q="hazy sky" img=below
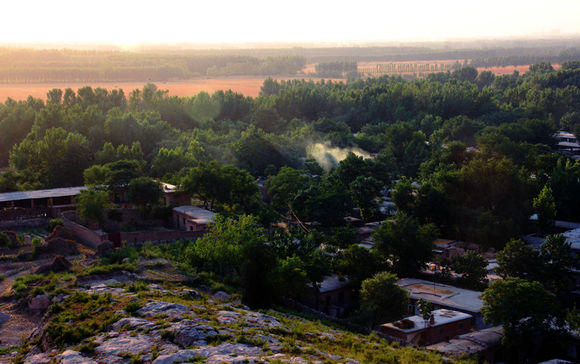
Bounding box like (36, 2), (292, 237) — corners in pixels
(2, 0), (579, 45)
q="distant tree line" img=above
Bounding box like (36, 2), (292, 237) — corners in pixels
(314, 61), (357, 77)
(470, 48), (580, 68)
(0, 49), (306, 83)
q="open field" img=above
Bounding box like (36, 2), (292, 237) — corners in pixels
(476, 64), (561, 75)
(0, 76), (342, 101)
(302, 61), (562, 77)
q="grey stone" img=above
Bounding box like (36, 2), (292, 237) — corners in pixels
(23, 352), (51, 364)
(111, 317), (156, 331)
(28, 294), (51, 311)
(216, 310), (242, 324)
(213, 291), (231, 301)
(136, 301), (191, 318)
(170, 320), (218, 347)
(153, 343), (262, 364)
(180, 289), (201, 299)
(0, 311), (10, 324)
(152, 349), (199, 364)
(58, 350), (98, 364)
(95, 334), (152, 356)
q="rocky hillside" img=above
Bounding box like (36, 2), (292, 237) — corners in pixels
(0, 257), (476, 364)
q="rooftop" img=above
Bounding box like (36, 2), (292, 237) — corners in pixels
(0, 186), (88, 203)
(173, 206), (216, 225)
(160, 182), (178, 194)
(382, 309), (472, 334)
(426, 326), (503, 355)
(563, 228), (580, 251)
(316, 275), (350, 293)
(397, 278), (483, 313)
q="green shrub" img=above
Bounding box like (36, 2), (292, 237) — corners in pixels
(0, 232), (11, 247)
(126, 281), (148, 292)
(124, 301), (143, 316)
(48, 218), (64, 232)
(44, 292), (118, 348)
(31, 237), (42, 247)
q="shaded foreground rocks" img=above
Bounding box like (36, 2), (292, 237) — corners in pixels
(28, 294), (51, 311)
(34, 255), (72, 274)
(20, 279), (365, 363)
(37, 238), (79, 256)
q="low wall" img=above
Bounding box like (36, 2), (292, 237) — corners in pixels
(0, 217), (48, 229)
(116, 230), (204, 245)
(60, 211), (106, 250)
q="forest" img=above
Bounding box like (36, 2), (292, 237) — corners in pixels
(1, 57), (580, 362)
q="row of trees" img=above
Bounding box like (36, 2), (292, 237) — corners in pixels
(0, 48), (306, 82)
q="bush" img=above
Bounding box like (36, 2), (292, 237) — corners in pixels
(31, 237), (42, 247)
(0, 232), (10, 247)
(124, 301), (143, 316)
(48, 218), (64, 232)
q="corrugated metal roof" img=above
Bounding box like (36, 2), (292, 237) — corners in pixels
(0, 187), (88, 203)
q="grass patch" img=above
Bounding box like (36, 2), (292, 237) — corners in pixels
(44, 292), (120, 348)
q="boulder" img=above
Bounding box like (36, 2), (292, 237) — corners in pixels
(111, 317), (156, 331)
(180, 289), (201, 299)
(171, 320), (218, 347)
(213, 291), (231, 301)
(41, 238), (79, 256)
(0, 311), (10, 325)
(34, 255), (72, 274)
(46, 225), (77, 241)
(153, 344), (262, 364)
(97, 241), (114, 256)
(23, 352), (51, 364)
(58, 350), (98, 364)
(136, 301), (191, 318)
(153, 350), (199, 364)
(95, 334), (152, 356)
(28, 294), (51, 311)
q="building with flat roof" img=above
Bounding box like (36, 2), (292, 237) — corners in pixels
(380, 309), (473, 346)
(0, 186), (88, 223)
(397, 278), (486, 329)
(173, 206), (216, 232)
(426, 325), (503, 361)
(554, 131), (580, 159)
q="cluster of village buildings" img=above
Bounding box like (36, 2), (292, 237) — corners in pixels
(0, 131), (579, 360)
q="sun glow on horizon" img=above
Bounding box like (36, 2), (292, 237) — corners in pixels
(1, 0), (579, 45)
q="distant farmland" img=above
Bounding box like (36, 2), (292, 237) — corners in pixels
(0, 76), (341, 101)
(303, 61), (561, 77)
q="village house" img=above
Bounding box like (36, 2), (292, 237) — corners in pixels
(397, 278), (486, 329)
(0, 187), (88, 227)
(379, 309), (473, 346)
(173, 206), (216, 232)
(554, 130), (580, 159)
(304, 275), (355, 318)
(426, 325), (504, 361)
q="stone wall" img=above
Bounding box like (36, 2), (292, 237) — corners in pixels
(0, 217), (48, 229)
(116, 230), (203, 245)
(60, 211), (106, 250)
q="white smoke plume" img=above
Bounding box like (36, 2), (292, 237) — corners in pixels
(307, 142), (372, 172)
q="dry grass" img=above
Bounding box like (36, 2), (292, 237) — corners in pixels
(476, 64), (561, 75)
(0, 76), (341, 101)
